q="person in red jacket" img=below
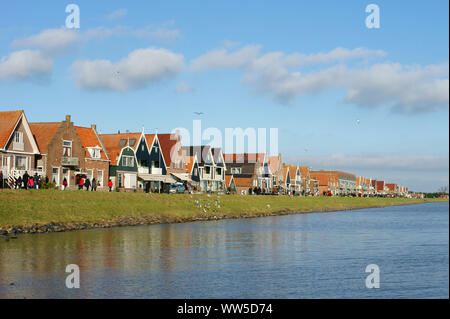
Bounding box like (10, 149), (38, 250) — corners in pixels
(62, 178), (68, 190)
(108, 179), (113, 192)
(78, 177), (84, 190)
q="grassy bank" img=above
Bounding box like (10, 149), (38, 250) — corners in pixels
(0, 189), (447, 231)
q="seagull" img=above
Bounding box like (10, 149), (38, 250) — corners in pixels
(356, 119), (360, 124)
(194, 112), (204, 116)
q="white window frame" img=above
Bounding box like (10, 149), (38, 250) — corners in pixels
(122, 155), (134, 167)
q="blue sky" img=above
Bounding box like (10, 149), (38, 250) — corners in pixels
(0, 1), (448, 192)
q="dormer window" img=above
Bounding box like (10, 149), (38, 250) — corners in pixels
(88, 147), (101, 159)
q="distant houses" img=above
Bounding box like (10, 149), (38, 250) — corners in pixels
(0, 110), (412, 197)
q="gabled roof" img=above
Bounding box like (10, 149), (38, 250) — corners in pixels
(225, 175), (234, 188)
(74, 126), (109, 160)
(268, 155), (281, 174)
(183, 146), (213, 166)
(158, 133), (182, 167)
(29, 122), (61, 154)
(0, 110), (23, 149)
(283, 166), (290, 183)
(144, 134), (156, 149)
(299, 166), (309, 178)
(99, 132), (141, 165)
(184, 155), (196, 174)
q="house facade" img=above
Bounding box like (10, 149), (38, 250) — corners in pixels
(29, 115), (109, 189)
(183, 146), (226, 192)
(0, 110), (41, 187)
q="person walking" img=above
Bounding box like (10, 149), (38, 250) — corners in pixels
(62, 178), (68, 190)
(23, 171), (29, 189)
(0, 170), (3, 189)
(108, 179), (113, 192)
(27, 177), (34, 189)
(91, 178), (97, 191)
(78, 176), (84, 190)
(84, 178), (91, 191)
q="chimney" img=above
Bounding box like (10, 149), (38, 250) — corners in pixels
(91, 124), (97, 130)
(65, 115), (71, 122)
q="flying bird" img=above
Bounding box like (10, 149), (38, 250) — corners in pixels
(356, 119), (360, 124)
(194, 112), (204, 116)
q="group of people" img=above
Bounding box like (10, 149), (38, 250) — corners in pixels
(70, 175), (98, 191)
(12, 171), (47, 190)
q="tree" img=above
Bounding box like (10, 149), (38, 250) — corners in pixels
(437, 186), (449, 194)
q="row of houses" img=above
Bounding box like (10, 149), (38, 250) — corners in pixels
(0, 110), (410, 197)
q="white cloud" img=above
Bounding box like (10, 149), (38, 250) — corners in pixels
(0, 50), (53, 80)
(175, 81), (195, 93)
(12, 27), (80, 53)
(106, 8), (128, 21)
(71, 47), (184, 91)
(190, 45), (261, 71)
(191, 45), (449, 112)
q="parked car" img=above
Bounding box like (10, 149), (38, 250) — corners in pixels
(169, 183), (186, 194)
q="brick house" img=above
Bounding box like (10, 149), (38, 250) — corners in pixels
(29, 115), (110, 189)
(224, 153), (271, 192)
(268, 154), (283, 190)
(0, 110), (41, 186)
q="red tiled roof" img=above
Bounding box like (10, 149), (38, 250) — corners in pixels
(299, 166), (309, 178)
(99, 132), (141, 165)
(158, 133), (181, 167)
(376, 181), (385, 191)
(29, 122), (61, 154)
(74, 126), (108, 160)
(0, 110), (23, 149)
(233, 176), (253, 187)
(268, 156), (280, 174)
(225, 175), (234, 188)
(184, 155), (195, 174)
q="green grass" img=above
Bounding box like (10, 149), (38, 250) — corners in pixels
(0, 189), (446, 228)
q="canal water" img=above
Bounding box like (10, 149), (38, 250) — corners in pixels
(0, 202), (448, 298)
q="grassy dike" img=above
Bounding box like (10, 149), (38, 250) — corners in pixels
(0, 189), (447, 234)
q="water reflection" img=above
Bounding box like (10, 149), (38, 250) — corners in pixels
(0, 203), (448, 298)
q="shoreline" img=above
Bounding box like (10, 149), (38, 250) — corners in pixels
(1, 198), (445, 237)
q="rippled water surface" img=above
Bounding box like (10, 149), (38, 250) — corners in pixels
(0, 202), (448, 298)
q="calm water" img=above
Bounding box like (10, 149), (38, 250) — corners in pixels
(0, 202), (448, 299)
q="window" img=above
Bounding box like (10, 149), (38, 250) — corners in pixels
(15, 131), (23, 143)
(205, 166), (211, 174)
(52, 167), (60, 185)
(97, 170), (103, 187)
(118, 173), (123, 188)
(88, 147), (101, 159)
(122, 156), (134, 167)
(62, 140), (72, 157)
(87, 169), (93, 181)
(129, 139), (136, 147)
(216, 168), (221, 176)
(119, 139), (127, 147)
(15, 156), (27, 170)
(193, 168), (198, 176)
(231, 167), (242, 174)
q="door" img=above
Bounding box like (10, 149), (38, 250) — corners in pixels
(62, 168), (70, 186)
(124, 173), (136, 189)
